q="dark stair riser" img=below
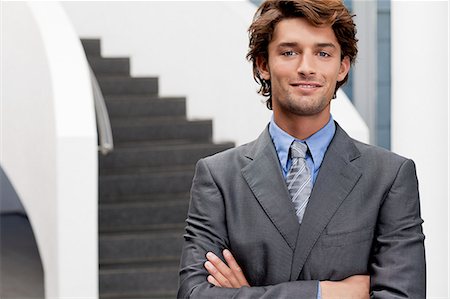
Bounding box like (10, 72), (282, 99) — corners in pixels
(100, 291), (176, 299)
(99, 143), (232, 170)
(88, 57), (130, 76)
(99, 171), (194, 197)
(98, 77), (158, 95)
(100, 232), (183, 263)
(110, 121), (213, 143)
(99, 192), (190, 204)
(99, 201), (189, 231)
(105, 97), (186, 118)
(99, 267), (179, 297)
(81, 39), (101, 57)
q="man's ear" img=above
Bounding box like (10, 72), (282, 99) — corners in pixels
(256, 56), (270, 80)
(337, 56), (350, 82)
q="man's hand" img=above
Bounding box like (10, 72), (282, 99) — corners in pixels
(204, 249), (250, 288)
(320, 275), (370, 299)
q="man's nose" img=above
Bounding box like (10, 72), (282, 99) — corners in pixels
(297, 53), (316, 76)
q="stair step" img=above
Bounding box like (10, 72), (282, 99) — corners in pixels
(99, 142), (233, 170)
(105, 96), (186, 118)
(99, 229), (184, 264)
(100, 257), (180, 270)
(110, 139), (208, 148)
(100, 192), (190, 204)
(110, 118), (213, 143)
(100, 291), (176, 299)
(88, 57), (130, 76)
(99, 265), (179, 298)
(99, 167), (195, 197)
(99, 199), (189, 232)
(100, 222), (186, 235)
(97, 77), (158, 95)
(104, 94), (183, 102)
(81, 39), (101, 57)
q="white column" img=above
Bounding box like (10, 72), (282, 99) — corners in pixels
(2, 2), (98, 298)
(352, 0), (378, 145)
(391, 1), (448, 298)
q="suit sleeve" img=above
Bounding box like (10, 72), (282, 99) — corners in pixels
(370, 159), (426, 298)
(178, 158), (319, 299)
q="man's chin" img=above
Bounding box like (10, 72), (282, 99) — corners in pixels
(284, 100), (330, 117)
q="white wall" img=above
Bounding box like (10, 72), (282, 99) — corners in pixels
(332, 89), (369, 143)
(1, 2), (98, 298)
(391, 1), (449, 298)
(63, 1), (368, 146)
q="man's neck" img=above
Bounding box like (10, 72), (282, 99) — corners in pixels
(273, 107), (331, 140)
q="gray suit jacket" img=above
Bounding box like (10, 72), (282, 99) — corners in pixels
(178, 123), (426, 298)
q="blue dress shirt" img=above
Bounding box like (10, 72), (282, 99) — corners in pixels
(269, 115), (336, 183)
(268, 115), (336, 298)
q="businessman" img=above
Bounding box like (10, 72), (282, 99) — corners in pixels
(178, 0), (426, 298)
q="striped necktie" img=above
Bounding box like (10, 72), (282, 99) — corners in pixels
(286, 141), (312, 224)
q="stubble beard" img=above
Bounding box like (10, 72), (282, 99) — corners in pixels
(279, 91), (331, 117)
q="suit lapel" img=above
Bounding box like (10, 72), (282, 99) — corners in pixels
(241, 128), (300, 250)
(290, 124), (362, 280)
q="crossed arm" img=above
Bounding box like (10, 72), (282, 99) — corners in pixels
(204, 249), (370, 299)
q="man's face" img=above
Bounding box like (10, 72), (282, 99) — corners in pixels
(258, 17), (350, 118)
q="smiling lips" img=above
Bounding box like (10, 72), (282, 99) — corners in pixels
(291, 81), (323, 92)
(291, 81), (322, 88)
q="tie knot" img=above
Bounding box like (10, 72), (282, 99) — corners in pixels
(290, 141), (308, 159)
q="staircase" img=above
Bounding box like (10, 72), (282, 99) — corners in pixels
(81, 39), (234, 299)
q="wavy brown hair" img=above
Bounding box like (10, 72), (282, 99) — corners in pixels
(247, 0), (358, 109)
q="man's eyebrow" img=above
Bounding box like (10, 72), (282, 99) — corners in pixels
(276, 42), (337, 49)
(316, 43), (336, 49)
(277, 42), (299, 48)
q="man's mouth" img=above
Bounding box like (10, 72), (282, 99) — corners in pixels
(291, 82), (322, 89)
(298, 84), (319, 88)
(291, 82), (322, 88)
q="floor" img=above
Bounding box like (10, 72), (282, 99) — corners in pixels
(0, 213), (45, 299)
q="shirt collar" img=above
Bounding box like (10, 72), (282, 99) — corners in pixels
(269, 115), (336, 173)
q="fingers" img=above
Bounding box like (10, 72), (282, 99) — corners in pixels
(205, 260), (233, 287)
(223, 249), (250, 287)
(207, 274), (221, 287)
(205, 252), (240, 288)
(204, 250), (250, 288)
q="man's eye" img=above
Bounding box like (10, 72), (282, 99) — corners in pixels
(318, 51), (330, 57)
(282, 51), (296, 56)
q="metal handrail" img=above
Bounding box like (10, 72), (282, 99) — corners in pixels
(90, 67), (114, 155)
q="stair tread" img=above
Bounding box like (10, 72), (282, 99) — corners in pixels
(100, 227), (184, 240)
(99, 164), (195, 176)
(88, 56), (130, 61)
(81, 39), (101, 57)
(100, 220), (186, 232)
(110, 117), (209, 126)
(106, 141), (233, 152)
(99, 222), (186, 236)
(97, 75), (157, 80)
(112, 139), (220, 148)
(100, 263), (179, 274)
(100, 192), (190, 204)
(104, 95), (185, 101)
(100, 197), (187, 208)
(100, 256), (180, 268)
(100, 292), (176, 299)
